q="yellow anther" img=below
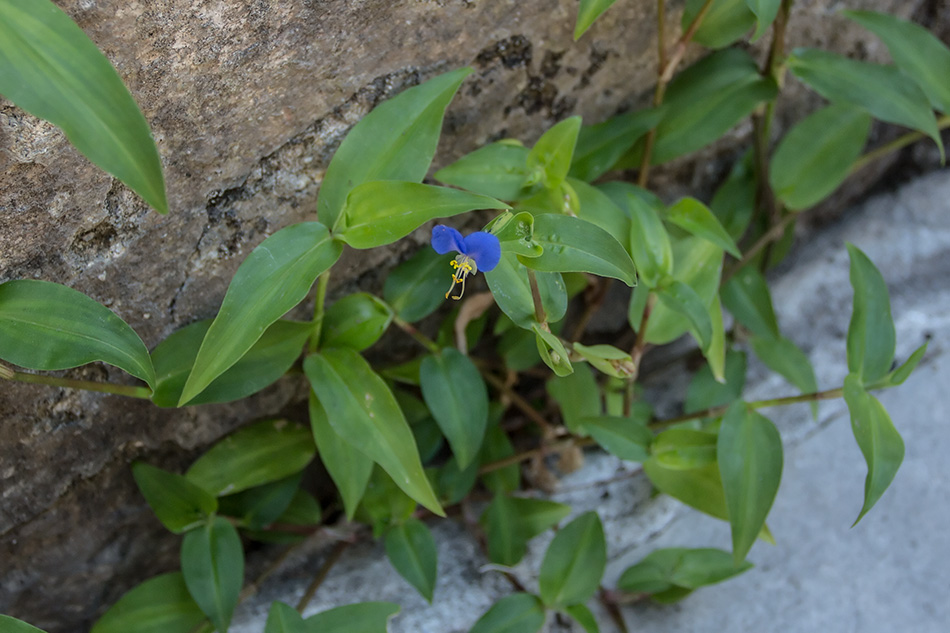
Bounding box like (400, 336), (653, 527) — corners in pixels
(444, 256), (476, 300)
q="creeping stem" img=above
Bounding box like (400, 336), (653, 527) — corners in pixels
(526, 268), (547, 325)
(0, 364), (152, 399)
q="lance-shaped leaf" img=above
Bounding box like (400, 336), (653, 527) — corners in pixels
(435, 141), (531, 201)
(570, 180), (632, 253)
(787, 49), (944, 159)
(577, 415), (652, 462)
(527, 116), (582, 190)
(717, 402), (783, 563)
(264, 602), (307, 633)
(564, 604), (599, 633)
(186, 419), (315, 496)
(843, 10), (950, 114)
(480, 424), (520, 494)
(572, 342), (636, 379)
(151, 319), (311, 407)
(338, 181), (509, 249)
(866, 342), (929, 390)
(132, 462), (217, 534)
(385, 518), (438, 602)
(384, 247), (448, 323)
(846, 243), (896, 385)
(770, 103), (871, 210)
(749, 336), (818, 417)
(181, 517), (244, 633)
(0, 617), (46, 633)
(653, 429), (719, 470)
(575, 0), (620, 39)
(318, 67), (472, 229)
(519, 214), (637, 286)
(218, 472), (302, 530)
(666, 197), (741, 258)
(0, 279), (155, 388)
(90, 573), (205, 633)
(309, 392), (372, 519)
(611, 185), (673, 288)
(569, 108), (665, 182)
(711, 152), (756, 240)
(480, 494), (571, 566)
(746, 0), (781, 41)
(320, 293), (393, 351)
(304, 603), (400, 633)
(622, 49), (777, 165)
(644, 459), (729, 520)
(420, 348), (489, 468)
(533, 324), (573, 377)
(617, 547), (752, 603)
(686, 349), (747, 413)
(656, 279), (713, 351)
(486, 253), (567, 329)
(843, 374), (905, 525)
(683, 0), (756, 49)
(304, 348), (444, 516)
(720, 266), (780, 340)
(547, 362), (601, 433)
(469, 593), (546, 633)
(539, 511), (606, 607)
(0, 0), (167, 213)
(179, 222), (341, 405)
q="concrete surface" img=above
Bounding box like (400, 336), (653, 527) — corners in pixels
(229, 169), (950, 632)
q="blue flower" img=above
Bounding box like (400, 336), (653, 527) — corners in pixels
(431, 224), (501, 300)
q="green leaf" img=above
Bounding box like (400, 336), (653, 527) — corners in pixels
(90, 573), (205, 633)
(219, 472), (302, 530)
(656, 279), (713, 351)
(435, 454), (480, 505)
(468, 593), (545, 633)
(572, 342), (636, 379)
(513, 497), (573, 538)
(0, 279), (155, 388)
(186, 419), (315, 496)
(304, 348), (444, 516)
(357, 467), (418, 537)
(575, 0), (620, 39)
(846, 243), (896, 384)
(746, 0), (781, 41)
(843, 374), (905, 525)
(720, 266), (780, 340)
(578, 415), (652, 462)
(569, 108), (665, 182)
(614, 186), (673, 288)
(486, 253), (567, 329)
(384, 247), (448, 323)
(151, 319), (311, 407)
(533, 324), (573, 377)
(787, 49), (944, 159)
(0, 0), (167, 213)
(717, 402), (783, 563)
(321, 293), (393, 351)
(435, 142), (531, 201)
(420, 348), (489, 468)
(547, 362), (601, 433)
(644, 459), (729, 520)
(385, 518), (438, 602)
(563, 604), (599, 633)
(686, 349), (746, 413)
(131, 462), (217, 534)
(539, 511), (606, 607)
(653, 429), (719, 470)
(480, 495), (571, 567)
(867, 342), (928, 389)
(666, 197), (741, 258)
(304, 602), (401, 633)
(318, 67), (472, 229)
(264, 602), (307, 633)
(519, 213), (637, 286)
(683, 0), (756, 49)
(704, 296), (727, 383)
(180, 222), (341, 405)
(309, 391), (372, 520)
(710, 152), (756, 240)
(617, 547), (752, 601)
(527, 116), (582, 190)
(487, 210), (544, 258)
(567, 180), (632, 255)
(0, 617), (47, 633)
(479, 424), (520, 494)
(750, 336), (819, 417)
(623, 49), (777, 165)
(180, 517), (244, 633)
(277, 489), (323, 526)
(769, 103), (871, 210)
(843, 10), (950, 113)
(338, 181), (509, 249)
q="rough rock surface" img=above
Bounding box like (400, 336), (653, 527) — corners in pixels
(226, 170), (950, 633)
(0, 0), (944, 630)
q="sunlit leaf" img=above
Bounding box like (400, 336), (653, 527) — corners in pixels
(0, 0), (167, 213)
(318, 67), (472, 229)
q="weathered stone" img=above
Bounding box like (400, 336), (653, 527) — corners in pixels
(0, 0), (944, 630)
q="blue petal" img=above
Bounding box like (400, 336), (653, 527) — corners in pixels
(462, 231), (502, 272)
(431, 225), (466, 255)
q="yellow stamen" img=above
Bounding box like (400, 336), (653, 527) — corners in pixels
(445, 257), (475, 300)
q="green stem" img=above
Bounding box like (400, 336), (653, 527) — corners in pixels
(393, 316), (440, 354)
(526, 268), (547, 325)
(850, 114), (950, 175)
(651, 386), (844, 429)
(308, 271), (331, 353)
(1, 366), (152, 399)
